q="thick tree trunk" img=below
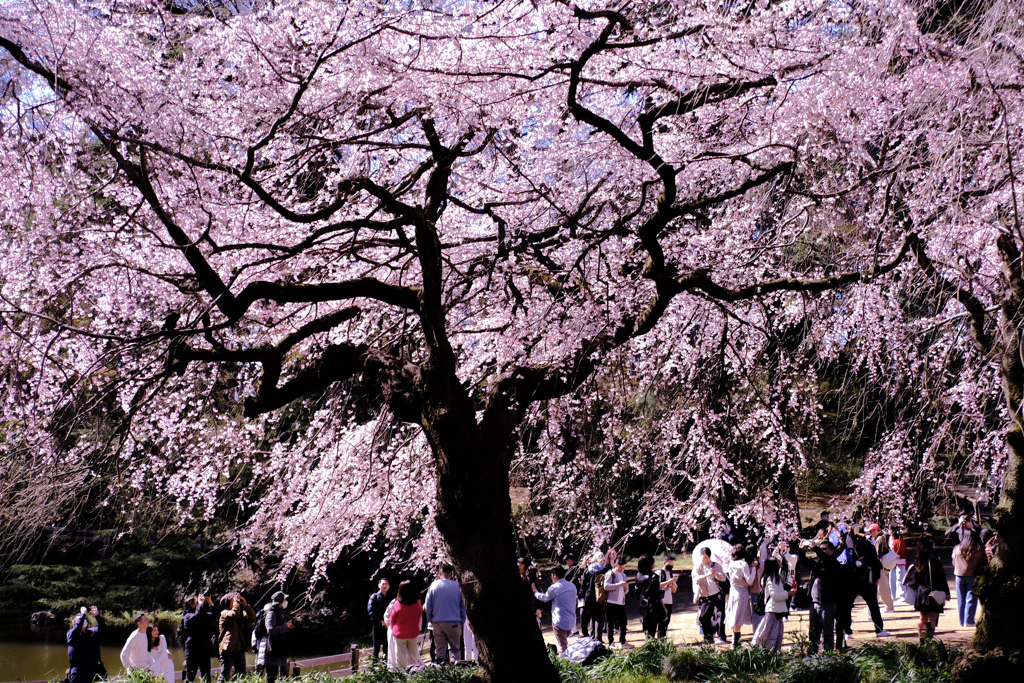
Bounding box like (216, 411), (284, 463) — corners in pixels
(955, 235), (1024, 677)
(425, 407), (560, 683)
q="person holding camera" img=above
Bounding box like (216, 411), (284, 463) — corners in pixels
(181, 594), (216, 682)
(67, 606), (105, 683)
(800, 539), (841, 654)
(219, 592), (257, 679)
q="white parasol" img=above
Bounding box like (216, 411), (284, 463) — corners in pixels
(691, 538), (734, 568)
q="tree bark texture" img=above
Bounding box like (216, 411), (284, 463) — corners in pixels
(955, 234), (1024, 677)
(425, 406), (561, 683)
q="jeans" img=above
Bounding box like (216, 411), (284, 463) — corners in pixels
(749, 592), (764, 632)
(219, 650), (247, 679)
(891, 564), (908, 602)
(808, 601), (836, 654)
(956, 575), (978, 626)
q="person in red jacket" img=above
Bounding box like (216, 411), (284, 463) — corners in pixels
(389, 581), (424, 672)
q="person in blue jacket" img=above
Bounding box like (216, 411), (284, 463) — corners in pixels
(67, 606), (105, 683)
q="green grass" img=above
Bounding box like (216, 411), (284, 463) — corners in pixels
(101, 640), (963, 683)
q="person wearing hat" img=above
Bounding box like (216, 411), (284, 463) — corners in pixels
(258, 591), (295, 682)
(120, 612), (152, 669)
(517, 557), (542, 626)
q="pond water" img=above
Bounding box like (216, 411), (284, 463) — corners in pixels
(0, 621), (253, 683)
(0, 641), (250, 682)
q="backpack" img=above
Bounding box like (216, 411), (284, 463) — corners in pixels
(253, 607), (269, 640)
(561, 637), (610, 666)
(594, 573), (608, 604)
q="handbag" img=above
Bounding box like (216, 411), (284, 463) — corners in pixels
(915, 561), (945, 612)
(752, 589), (766, 616)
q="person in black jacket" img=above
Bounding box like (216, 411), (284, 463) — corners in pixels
(903, 535), (951, 640)
(367, 578), (391, 660)
(634, 554), (666, 639)
(563, 555), (583, 635)
(850, 529), (890, 637)
(801, 540), (841, 654)
(67, 606), (105, 683)
(182, 594), (216, 682)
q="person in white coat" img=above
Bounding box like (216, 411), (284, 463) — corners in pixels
(146, 625), (175, 683)
(751, 558), (795, 649)
(875, 532), (899, 613)
(725, 545), (757, 648)
(120, 613), (151, 670)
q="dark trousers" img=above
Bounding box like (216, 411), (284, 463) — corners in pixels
(184, 653), (212, 683)
(265, 665), (287, 683)
(219, 649), (246, 679)
(657, 601), (673, 638)
(582, 598), (605, 639)
(69, 668), (99, 683)
(372, 622), (388, 659)
(698, 593), (726, 642)
(854, 581), (885, 632)
(834, 590), (854, 647)
(808, 601), (836, 654)
(605, 603), (627, 644)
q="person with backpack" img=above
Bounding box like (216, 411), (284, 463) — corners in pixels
(218, 592), (256, 679)
(257, 591), (295, 682)
(181, 595), (216, 682)
(693, 547), (728, 645)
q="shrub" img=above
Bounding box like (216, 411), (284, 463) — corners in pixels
(663, 647), (722, 681)
(347, 661), (409, 683)
(410, 664), (478, 683)
(777, 655), (859, 683)
(551, 652), (592, 683)
(593, 638), (678, 679)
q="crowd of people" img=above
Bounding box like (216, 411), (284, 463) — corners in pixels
(64, 512), (996, 681)
(64, 590), (293, 683)
(363, 510), (998, 671)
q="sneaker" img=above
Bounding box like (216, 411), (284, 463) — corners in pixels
(714, 637), (727, 644)
(876, 630), (892, 638)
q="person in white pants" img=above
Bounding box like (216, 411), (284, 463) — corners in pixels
(147, 626), (175, 683)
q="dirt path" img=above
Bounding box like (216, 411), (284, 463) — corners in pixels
(542, 566), (975, 652)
